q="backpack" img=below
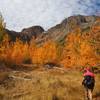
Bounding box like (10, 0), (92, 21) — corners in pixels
(82, 76), (95, 89)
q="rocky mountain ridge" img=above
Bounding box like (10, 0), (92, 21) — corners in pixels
(5, 15), (100, 44)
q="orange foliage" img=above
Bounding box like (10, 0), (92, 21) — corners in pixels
(0, 25), (99, 69)
(60, 27), (100, 68)
(32, 40), (57, 64)
(0, 36), (58, 65)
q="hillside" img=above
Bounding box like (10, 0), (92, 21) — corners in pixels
(38, 15), (99, 43)
(0, 15), (100, 68)
(4, 15), (100, 44)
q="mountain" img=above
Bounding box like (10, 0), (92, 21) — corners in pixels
(37, 15), (99, 44)
(5, 26), (44, 42)
(4, 15), (100, 44)
(20, 26), (44, 42)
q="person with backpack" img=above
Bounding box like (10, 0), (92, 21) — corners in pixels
(82, 66), (95, 100)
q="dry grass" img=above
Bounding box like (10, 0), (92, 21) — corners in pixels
(0, 68), (99, 100)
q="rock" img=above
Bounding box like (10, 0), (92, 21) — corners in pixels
(5, 29), (20, 41)
(36, 15), (99, 45)
(4, 15), (100, 44)
(20, 26), (44, 42)
(5, 26), (44, 42)
(44, 62), (60, 69)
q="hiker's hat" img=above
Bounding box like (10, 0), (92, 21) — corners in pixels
(84, 67), (91, 71)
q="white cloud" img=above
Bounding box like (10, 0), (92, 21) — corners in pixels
(0, 0), (99, 31)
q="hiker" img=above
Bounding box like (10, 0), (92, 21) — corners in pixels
(82, 67), (95, 100)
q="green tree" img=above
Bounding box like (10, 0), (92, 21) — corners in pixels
(0, 12), (6, 41)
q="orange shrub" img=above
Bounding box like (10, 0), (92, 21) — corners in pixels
(60, 28), (100, 68)
(32, 40), (58, 64)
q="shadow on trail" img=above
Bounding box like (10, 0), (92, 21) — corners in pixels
(93, 92), (100, 99)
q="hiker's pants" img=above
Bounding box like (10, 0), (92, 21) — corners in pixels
(85, 88), (93, 100)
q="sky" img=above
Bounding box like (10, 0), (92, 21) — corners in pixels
(0, 0), (100, 31)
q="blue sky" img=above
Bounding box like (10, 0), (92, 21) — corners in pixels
(0, 0), (100, 31)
